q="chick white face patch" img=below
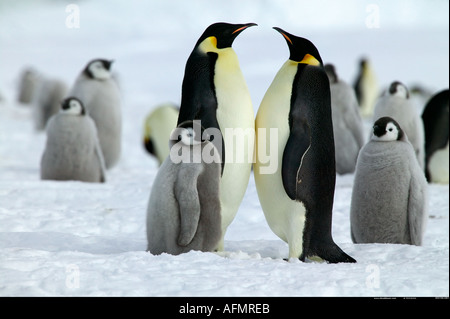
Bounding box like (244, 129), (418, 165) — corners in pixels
(88, 61), (111, 80)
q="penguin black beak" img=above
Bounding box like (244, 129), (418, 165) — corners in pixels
(105, 60), (114, 70)
(61, 100), (70, 110)
(232, 23), (258, 35)
(144, 137), (156, 156)
(273, 27), (293, 46)
(373, 124), (384, 137)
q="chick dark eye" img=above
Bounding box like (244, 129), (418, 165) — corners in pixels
(389, 128), (393, 132)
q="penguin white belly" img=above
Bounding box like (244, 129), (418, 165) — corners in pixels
(214, 48), (255, 242)
(254, 61), (307, 258)
(429, 142), (449, 184)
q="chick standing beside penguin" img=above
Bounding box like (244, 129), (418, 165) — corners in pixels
(146, 120), (222, 255)
(254, 28), (355, 263)
(69, 59), (122, 169)
(350, 117), (428, 245)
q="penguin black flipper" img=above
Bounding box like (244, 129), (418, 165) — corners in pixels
(281, 117), (310, 200)
(177, 51), (225, 173)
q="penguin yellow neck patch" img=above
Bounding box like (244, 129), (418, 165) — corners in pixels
(199, 36), (218, 53)
(300, 54), (321, 66)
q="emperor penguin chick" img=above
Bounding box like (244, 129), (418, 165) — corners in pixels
(69, 58), (122, 169)
(350, 117), (428, 245)
(176, 22), (257, 251)
(40, 97), (106, 183)
(32, 77), (68, 130)
(325, 63), (365, 175)
(146, 120), (222, 255)
(372, 81), (425, 169)
(17, 67), (40, 104)
(254, 28), (355, 263)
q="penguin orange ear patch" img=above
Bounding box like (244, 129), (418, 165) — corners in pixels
(300, 54), (321, 66)
(281, 32), (293, 45)
(232, 26), (248, 34)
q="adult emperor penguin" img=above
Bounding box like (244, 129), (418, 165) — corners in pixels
(350, 117), (428, 245)
(372, 81), (425, 169)
(69, 58), (122, 169)
(176, 22), (256, 251)
(353, 57), (379, 117)
(143, 102), (179, 165)
(421, 89), (449, 183)
(325, 63), (365, 175)
(40, 97), (106, 183)
(146, 120), (222, 255)
(254, 28), (355, 263)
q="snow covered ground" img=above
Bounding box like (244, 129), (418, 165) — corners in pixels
(0, 0), (448, 298)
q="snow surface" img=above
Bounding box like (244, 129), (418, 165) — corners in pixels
(0, 0), (448, 297)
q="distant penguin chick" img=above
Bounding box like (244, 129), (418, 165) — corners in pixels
(146, 120), (222, 255)
(350, 116), (428, 245)
(69, 58), (122, 169)
(32, 77), (68, 130)
(372, 81), (425, 169)
(143, 103), (179, 165)
(40, 97), (106, 183)
(17, 67), (40, 104)
(325, 63), (365, 175)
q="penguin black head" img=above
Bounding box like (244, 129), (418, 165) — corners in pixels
(83, 59), (114, 80)
(372, 116), (405, 142)
(195, 22), (257, 50)
(61, 97), (85, 116)
(388, 81), (410, 99)
(324, 63), (339, 83)
(359, 58), (368, 68)
(273, 27), (323, 66)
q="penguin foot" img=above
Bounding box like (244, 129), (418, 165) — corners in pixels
(301, 244), (356, 264)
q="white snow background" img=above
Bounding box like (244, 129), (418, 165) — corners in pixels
(0, 0), (448, 298)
